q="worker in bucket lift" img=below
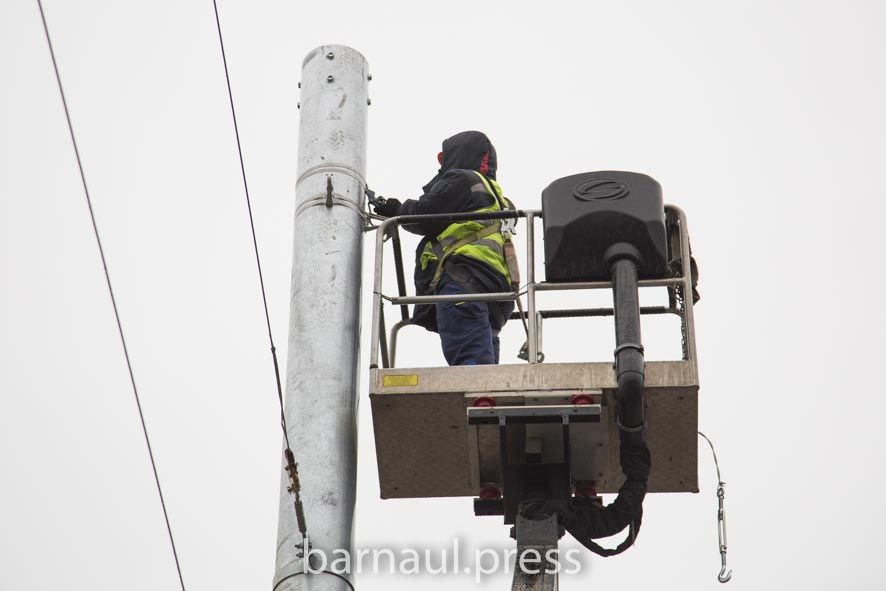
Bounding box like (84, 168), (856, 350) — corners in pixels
(370, 131), (517, 366)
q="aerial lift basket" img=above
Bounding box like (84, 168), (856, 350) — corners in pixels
(368, 172), (699, 506)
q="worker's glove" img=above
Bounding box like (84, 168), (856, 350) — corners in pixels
(373, 198), (401, 218)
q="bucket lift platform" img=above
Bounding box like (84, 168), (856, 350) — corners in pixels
(370, 360), (697, 499)
(368, 183), (700, 510)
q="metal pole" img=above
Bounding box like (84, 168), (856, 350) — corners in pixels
(511, 513), (560, 591)
(273, 45), (369, 591)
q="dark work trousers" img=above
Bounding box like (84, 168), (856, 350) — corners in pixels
(436, 281), (504, 366)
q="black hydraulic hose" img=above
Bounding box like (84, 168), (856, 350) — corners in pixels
(379, 304), (390, 369)
(562, 443), (650, 555)
(535, 255), (651, 557)
(612, 258), (646, 447)
(529, 442), (650, 558)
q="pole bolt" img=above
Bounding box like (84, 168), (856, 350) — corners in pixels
(298, 82), (301, 88)
(367, 74), (373, 81)
(367, 98), (372, 105)
(326, 75), (335, 83)
(326, 52), (334, 59)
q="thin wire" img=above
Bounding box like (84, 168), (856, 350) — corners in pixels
(698, 431), (723, 482)
(209, 0), (290, 449)
(35, 2), (186, 589)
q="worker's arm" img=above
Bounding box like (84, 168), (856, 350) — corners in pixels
(373, 171), (491, 236)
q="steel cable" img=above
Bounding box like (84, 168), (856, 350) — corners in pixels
(209, 0), (289, 447)
(35, 1), (186, 588)
(209, 0), (309, 539)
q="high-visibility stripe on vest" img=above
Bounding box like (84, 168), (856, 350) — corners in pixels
(421, 171), (513, 289)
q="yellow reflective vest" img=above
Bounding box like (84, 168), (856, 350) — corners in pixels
(421, 171), (514, 289)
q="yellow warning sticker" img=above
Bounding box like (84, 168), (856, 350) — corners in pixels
(383, 374), (419, 387)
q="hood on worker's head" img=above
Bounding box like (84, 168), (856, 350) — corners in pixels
(440, 130), (497, 179)
(423, 131), (497, 192)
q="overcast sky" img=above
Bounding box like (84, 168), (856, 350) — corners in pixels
(2, 0), (885, 589)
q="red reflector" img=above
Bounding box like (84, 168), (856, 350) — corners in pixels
(479, 484), (502, 499)
(574, 480), (597, 498)
(570, 393), (594, 406)
(473, 396), (496, 408)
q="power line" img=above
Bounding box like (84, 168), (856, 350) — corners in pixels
(209, 1), (308, 539)
(209, 0), (289, 446)
(34, 1), (187, 589)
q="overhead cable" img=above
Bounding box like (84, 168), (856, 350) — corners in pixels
(209, 0), (308, 539)
(35, 1), (186, 589)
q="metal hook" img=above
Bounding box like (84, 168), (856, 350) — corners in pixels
(716, 482), (732, 583)
(715, 482), (732, 583)
(700, 433), (733, 584)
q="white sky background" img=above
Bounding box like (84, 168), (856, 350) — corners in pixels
(2, 0), (885, 589)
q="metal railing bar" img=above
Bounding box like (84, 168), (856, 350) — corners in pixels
(509, 305), (673, 321)
(533, 277), (683, 291)
(370, 205), (696, 369)
(388, 319), (410, 367)
(392, 210), (525, 225)
(526, 212), (539, 364)
(388, 292), (518, 305)
(669, 204), (697, 363)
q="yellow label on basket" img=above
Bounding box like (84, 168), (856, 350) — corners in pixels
(383, 374), (419, 387)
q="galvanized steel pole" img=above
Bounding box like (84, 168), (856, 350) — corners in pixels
(273, 45), (369, 591)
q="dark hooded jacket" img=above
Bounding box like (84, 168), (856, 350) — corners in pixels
(396, 131), (513, 332)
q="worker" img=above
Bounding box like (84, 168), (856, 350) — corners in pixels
(371, 131), (515, 366)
